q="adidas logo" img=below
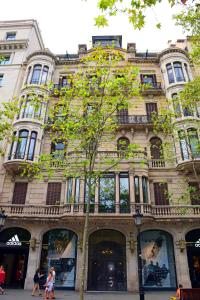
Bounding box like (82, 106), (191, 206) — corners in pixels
(6, 234), (22, 246)
(195, 238), (200, 248)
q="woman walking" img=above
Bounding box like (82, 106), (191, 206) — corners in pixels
(44, 270), (54, 300)
(32, 268), (42, 296)
(0, 266), (6, 295)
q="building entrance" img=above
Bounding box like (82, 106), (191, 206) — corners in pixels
(0, 227), (30, 288)
(186, 229), (200, 288)
(88, 230), (127, 291)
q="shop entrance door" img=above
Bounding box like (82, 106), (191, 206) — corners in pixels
(186, 229), (200, 288)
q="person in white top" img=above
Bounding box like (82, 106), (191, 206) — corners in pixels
(50, 267), (56, 299)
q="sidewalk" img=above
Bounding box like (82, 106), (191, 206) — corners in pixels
(0, 289), (175, 300)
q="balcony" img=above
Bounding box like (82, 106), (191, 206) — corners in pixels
(117, 115), (153, 128)
(176, 156), (200, 173)
(1, 203), (200, 220)
(140, 82), (163, 95)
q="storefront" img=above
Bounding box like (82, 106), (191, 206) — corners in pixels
(88, 229), (127, 291)
(140, 230), (177, 290)
(40, 229), (77, 289)
(0, 227), (30, 288)
(186, 229), (200, 288)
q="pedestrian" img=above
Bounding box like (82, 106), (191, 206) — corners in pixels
(0, 265), (6, 295)
(176, 284), (183, 300)
(50, 267), (56, 299)
(44, 270), (54, 300)
(32, 268), (43, 296)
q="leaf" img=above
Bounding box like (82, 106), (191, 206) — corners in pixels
(94, 15), (108, 27)
(156, 22), (161, 29)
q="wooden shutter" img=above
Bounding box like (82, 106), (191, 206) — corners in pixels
(146, 103), (158, 117)
(12, 182), (28, 204)
(46, 182), (61, 205)
(189, 182), (200, 205)
(154, 182), (169, 205)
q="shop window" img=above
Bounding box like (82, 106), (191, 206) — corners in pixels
(178, 130), (189, 160)
(173, 62), (185, 82)
(40, 66), (49, 84)
(188, 182), (200, 205)
(166, 63), (175, 84)
(46, 182), (61, 205)
(31, 64), (42, 84)
(15, 130), (29, 159)
(142, 176), (149, 204)
(153, 182), (169, 205)
(99, 173), (115, 213)
(40, 229), (77, 289)
(150, 137), (163, 159)
(119, 173), (130, 213)
(12, 182), (28, 204)
(140, 230), (176, 289)
(27, 131), (37, 161)
(134, 176), (140, 203)
(188, 128), (200, 159)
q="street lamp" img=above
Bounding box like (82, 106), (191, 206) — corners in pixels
(0, 210), (7, 230)
(134, 209), (145, 300)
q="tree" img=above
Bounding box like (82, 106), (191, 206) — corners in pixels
(22, 47), (142, 300)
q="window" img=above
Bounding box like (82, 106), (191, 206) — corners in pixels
(99, 174), (115, 213)
(66, 178), (73, 203)
(12, 182), (28, 204)
(0, 56), (10, 65)
(6, 32), (16, 40)
(188, 128), (200, 158)
(0, 75), (4, 87)
(179, 130), (189, 160)
(172, 94), (181, 117)
(117, 108), (128, 124)
(31, 64), (42, 84)
(46, 182), (61, 205)
(141, 74), (157, 87)
(51, 141), (65, 159)
(117, 137), (130, 152)
(27, 131), (37, 160)
(8, 131), (16, 160)
(15, 130), (28, 159)
(134, 176), (140, 203)
(60, 76), (70, 87)
(84, 178), (95, 212)
(26, 66), (32, 84)
(150, 137), (163, 159)
(21, 96), (42, 119)
(142, 176), (149, 203)
(75, 177), (80, 204)
(146, 103), (158, 120)
(166, 63), (175, 84)
(184, 63), (190, 81)
(173, 62), (185, 82)
(119, 173), (130, 213)
(40, 66), (49, 84)
(189, 182), (200, 205)
(153, 182), (169, 205)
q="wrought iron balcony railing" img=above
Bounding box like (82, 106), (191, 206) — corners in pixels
(117, 115), (153, 125)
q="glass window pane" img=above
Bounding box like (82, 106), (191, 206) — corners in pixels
(15, 130), (28, 159)
(27, 131), (37, 160)
(99, 174), (115, 213)
(84, 178), (95, 212)
(178, 131), (189, 160)
(66, 178), (73, 203)
(173, 62), (185, 82)
(119, 173), (130, 213)
(188, 128), (200, 158)
(31, 65), (41, 84)
(166, 64), (174, 84)
(142, 177), (148, 203)
(8, 131), (16, 160)
(41, 66), (49, 84)
(134, 176), (140, 203)
(75, 178), (80, 204)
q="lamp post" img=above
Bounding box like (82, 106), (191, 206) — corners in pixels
(0, 210), (7, 231)
(134, 209), (145, 300)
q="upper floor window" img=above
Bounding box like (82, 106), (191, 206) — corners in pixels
(146, 103), (158, 119)
(153, 182), (169, 205)
(150, 137), (163, 159)
(0, 55), (10, 65)
(26, 66), (32, 84)
(60, 76), (70, 88)
(178, 130), (189, 160)
(12, 182), (28, 204)
(189, 182), (200, 205)
(141, 74), (157, 87)
(41, 66), (49, 85)
(173, 62), (185, 82)
(27, 131), (37, 161)
(46, 182), (61, 205)
(30, 64), (42, 84)
(21, 96), (43, 119)
(142, 176), (149, 204)
(119, 173), (130, 213)
(15, 130), (29, 159)
(117, 137), (130, 152)
(0, 74), (3, 87)
(51, 141), (65, 159)
(99, 173), (115, 213)
(188, 128), (200, 158)
(172, 93), (181, 117)
(134, 176), (140, 203)
(184, 63), (190, 81)
(6, 32), (16, 40)
(166, 63), (175, 84)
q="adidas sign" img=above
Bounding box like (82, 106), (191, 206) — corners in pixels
(6, 234), (22, 246)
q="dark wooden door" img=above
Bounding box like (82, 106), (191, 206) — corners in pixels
(46, 182), (61, 205)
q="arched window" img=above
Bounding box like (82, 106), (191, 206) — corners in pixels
(15, 130), (29, 159)
(187, 128), (200, 158)
(27, 131), (37, 160)
(30, 64), (42, 84)
(166, 63), (175, 84)
(173, 62), (185, 82)
(26, 66), (32, 84)
(178, 130), (189, 160)
(40, 66), (49, 84)
(150, 137), (163, 159)
(117, 137), (130, 151)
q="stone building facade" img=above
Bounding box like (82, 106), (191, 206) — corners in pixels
(0, 20), (200, 292)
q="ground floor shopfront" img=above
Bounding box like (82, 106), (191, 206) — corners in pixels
(0, 218), (200, 291)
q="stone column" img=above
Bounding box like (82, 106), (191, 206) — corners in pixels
(126, 232), (138, 292)
(24, 228), (42, 289)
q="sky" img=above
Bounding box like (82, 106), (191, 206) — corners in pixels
(0, 0), (186, 54)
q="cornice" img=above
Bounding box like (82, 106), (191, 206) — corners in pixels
(26, 49), (56, 62)
(158, 47), (189, 60)
(128, 57), (159, 64)
(0, 39), (28, 51)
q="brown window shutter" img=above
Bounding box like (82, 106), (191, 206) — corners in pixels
(12, 182), (28, 204)
(154, 182), (168, 205)
(146, 103), (158, 116)
(46, 182), (61, 205)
